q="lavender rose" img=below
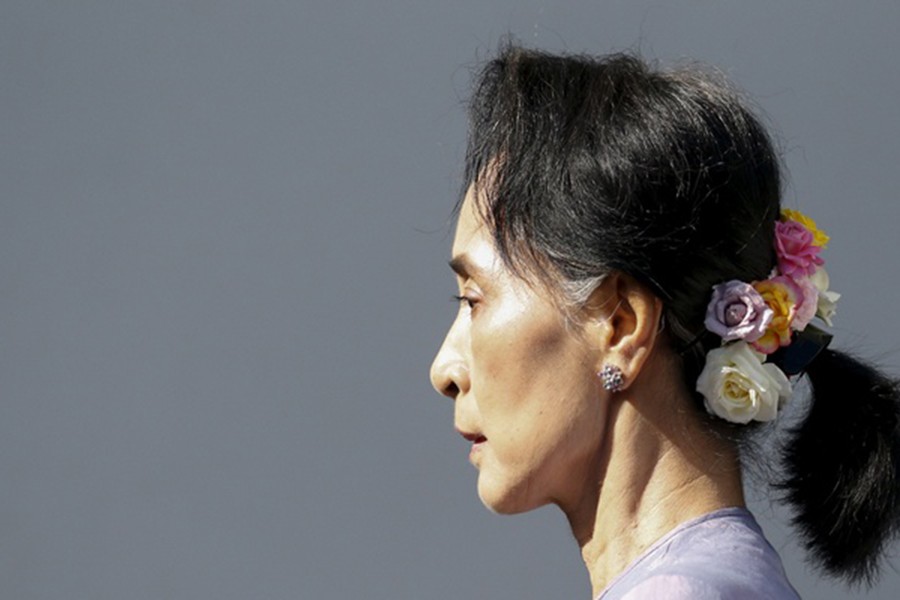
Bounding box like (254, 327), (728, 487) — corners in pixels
(704, 280), (774, 342)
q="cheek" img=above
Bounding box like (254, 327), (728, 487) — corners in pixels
(471, 308), (601, 444)
(472, 303), (572, 382)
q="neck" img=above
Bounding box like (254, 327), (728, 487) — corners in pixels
(562, 391), (745, 598)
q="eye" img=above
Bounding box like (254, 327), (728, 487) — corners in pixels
(452, 294), (479, 311)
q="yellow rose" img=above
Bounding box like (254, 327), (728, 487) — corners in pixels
(781, 209), (829, 248)
(752, 276), (800, 354)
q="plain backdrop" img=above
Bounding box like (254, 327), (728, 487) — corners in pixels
(3, 1), (900, 599)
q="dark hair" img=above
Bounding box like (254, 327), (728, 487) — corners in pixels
(461, 44), (900, 585)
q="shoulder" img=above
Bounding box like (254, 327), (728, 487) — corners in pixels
(616, 573), (741, 600)
(614, 571), (798, 600)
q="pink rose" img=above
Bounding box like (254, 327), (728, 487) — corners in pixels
(790, 276), (818, 331)
(775, 220), (824, 278)
(704, 280), (774, 342)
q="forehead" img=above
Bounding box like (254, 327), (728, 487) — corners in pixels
(452, 187), (480, 246)
(451, 186), (498, 271)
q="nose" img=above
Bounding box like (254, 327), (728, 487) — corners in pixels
(430, 322), (470, 400)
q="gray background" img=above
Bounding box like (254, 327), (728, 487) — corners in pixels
(2, 1), (900, 598)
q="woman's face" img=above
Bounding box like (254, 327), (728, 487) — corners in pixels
(430, 187), (609, 515)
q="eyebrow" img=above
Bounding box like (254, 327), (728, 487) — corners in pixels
(448, 255), (478, 278)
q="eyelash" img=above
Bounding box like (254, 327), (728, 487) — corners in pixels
(452, 294), (478, 310)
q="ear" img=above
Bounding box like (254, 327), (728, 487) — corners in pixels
(583, 272), (664, 391)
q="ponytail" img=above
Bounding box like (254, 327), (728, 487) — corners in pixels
(780, 348), (900, 583)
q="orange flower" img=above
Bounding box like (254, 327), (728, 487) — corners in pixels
(752, 276), (801, 354)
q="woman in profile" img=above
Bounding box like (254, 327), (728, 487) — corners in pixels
(430, 45), (900, 599)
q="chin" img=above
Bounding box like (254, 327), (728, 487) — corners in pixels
(476, 474), (542, 515)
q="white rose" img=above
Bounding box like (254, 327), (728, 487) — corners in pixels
(696, 342), (792, 424)
(809, 267), (840, 326)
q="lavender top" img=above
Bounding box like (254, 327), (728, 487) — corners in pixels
(596, 507), (800, 599)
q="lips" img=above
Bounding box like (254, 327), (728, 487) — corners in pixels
(457, 429), (487, 464)
(457, 429), (487, 444)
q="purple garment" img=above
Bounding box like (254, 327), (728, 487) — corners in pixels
(596, 507), (800, 599)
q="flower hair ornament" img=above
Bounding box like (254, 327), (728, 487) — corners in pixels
(696, 209), (841, 424)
